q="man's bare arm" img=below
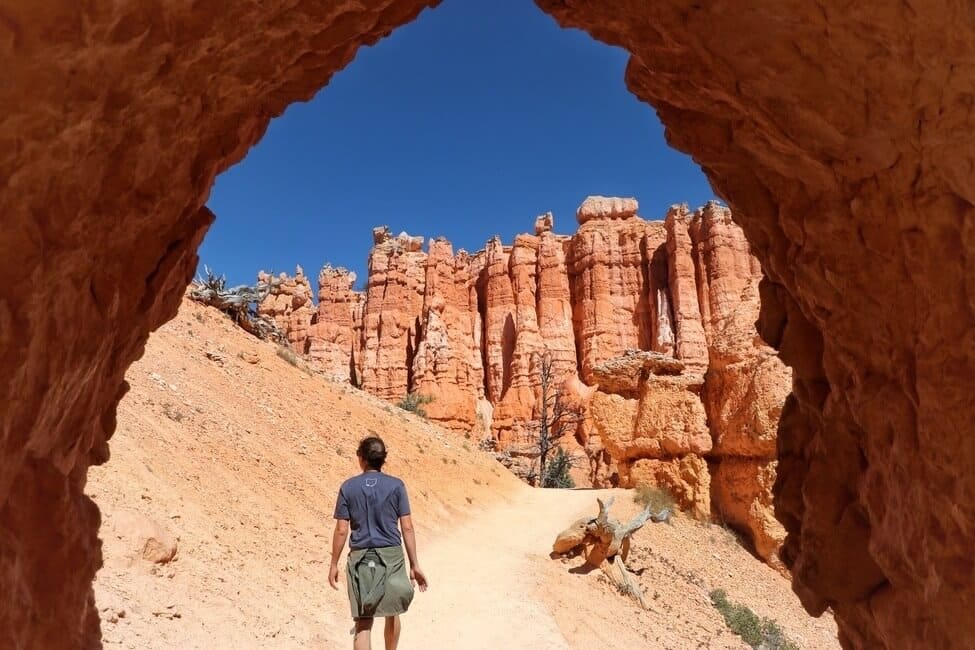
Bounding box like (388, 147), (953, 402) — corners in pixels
(400, 515), (420, 567)
(328, 519), (349, 589)
(400, 515), (428, 591)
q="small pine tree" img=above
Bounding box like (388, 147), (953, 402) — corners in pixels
(397, 392), (433, 418)
(542, 446), (575, 489)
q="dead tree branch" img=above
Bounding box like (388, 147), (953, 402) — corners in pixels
(530, 351), (584, 487)
(188, 267), (285, 342)
(552, 497), (671, 609)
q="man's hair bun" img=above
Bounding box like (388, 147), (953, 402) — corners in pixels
(357, 436), (387, 470)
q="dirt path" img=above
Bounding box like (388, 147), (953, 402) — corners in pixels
(400, 487), (611, 650)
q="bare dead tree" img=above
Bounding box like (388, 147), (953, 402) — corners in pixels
(531, 351), (583, 488)
(552, 496), (671, 608)
(188, 266), (285, 342)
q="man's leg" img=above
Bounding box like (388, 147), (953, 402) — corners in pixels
(384, 616), (401, 650)
(353, 618), (373, 650)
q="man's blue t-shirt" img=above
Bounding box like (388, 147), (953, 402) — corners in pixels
(334, 472), (411, 550)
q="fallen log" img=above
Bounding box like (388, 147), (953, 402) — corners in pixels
(552, 496), (670, 608)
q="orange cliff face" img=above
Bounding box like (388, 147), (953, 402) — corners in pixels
(412, 237), (486, 433)
(259, 196), (791, 564)
(308, 266), (363, 381)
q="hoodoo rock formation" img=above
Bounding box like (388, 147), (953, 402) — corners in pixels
(264, 198), (791, 567)
(4, 2), (972, 648)
(257, 268), (315, 353)
(358, 227), (427, 400)
(310, 267), (364, 381)
(411, 238), (486, 433)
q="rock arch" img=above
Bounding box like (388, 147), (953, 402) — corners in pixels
(1, 1), (972, 647)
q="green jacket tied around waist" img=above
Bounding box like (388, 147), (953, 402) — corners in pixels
(346, 546), (414, 619)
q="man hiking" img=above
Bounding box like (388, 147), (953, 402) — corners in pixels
(329, 436), (428, 650)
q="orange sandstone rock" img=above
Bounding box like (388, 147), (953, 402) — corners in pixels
(534, 212), (554, 234)
(536, 230), (577, 380)
(705, 278), (791, 458)
(625, 456), (711, 519)
(576, 195), (639, 222)
(665, 206), (709, 373)
(703, 276), (791, 564)
(359, 227), (427, 400)
(712, 459), (786, 569)
(411, 239), (484, 432)
(569, 197), (655, 381)
(306, 266), (362, 379)
(481, 237), (516, 407)
(258, 267), (315, 352)
(589, 369), (711, 461)
(690, 202), (762, 337)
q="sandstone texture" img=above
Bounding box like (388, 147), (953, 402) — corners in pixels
(576, 195), (639, 222)
(665, 206), (709, 372)
(689, 206), (792, 567)
(626, 456), (712, 520)
(257, 268), (315, 352)
(307, 266), (362, 381)
(359, 227), (427, 400)
(712, 459), (786, 569)
(569, 199), (659, 380)
(411, 239), (485, 432)
(3, 1), (970, 647)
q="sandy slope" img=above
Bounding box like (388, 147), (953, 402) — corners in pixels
(89, 298), (838, 649)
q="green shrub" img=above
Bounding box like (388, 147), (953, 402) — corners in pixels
(709, 589), (798, 650)
(542, 447), (575, 489)
(397, 392), (433, 418)
(633, 485), (676, 512)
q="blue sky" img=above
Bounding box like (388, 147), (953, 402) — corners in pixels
(201, 0), (715, 290)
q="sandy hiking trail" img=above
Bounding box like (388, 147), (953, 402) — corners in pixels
(398, 488), (608, 650)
